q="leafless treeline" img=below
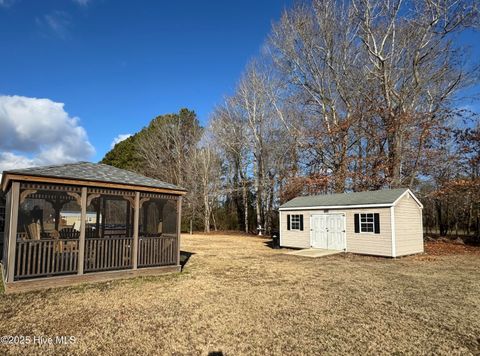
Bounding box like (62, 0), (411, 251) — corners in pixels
(132, 0), (479, 238)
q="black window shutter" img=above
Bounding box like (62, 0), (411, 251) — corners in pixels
(300, 215), (304, 231)
(374, 213), (380, 234)
(354, 214), (360, 233)
(287, 214), (290, 230)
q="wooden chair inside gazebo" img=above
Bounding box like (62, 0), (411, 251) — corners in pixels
(59, 227), (80, 239)
(25, 222), (41, 240)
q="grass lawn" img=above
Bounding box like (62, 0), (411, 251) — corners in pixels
(0, 233), (479, 355)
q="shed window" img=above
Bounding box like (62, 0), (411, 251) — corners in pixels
(360, 213), (375, 232)
(354, 213), (380, 234)
(290, 214), (301, 230)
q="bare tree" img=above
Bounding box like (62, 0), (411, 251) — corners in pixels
(235, 62), (270, 230)
(269, 0), (479, 191)
(270, 0), (363, 192)
(211, 99), (251, 232)
(352, 0), (479, 187)
(194, 139), (223, 233)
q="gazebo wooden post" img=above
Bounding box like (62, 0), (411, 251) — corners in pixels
(6, 182), (20, 283)
(132, 192), (140, 270)
(78, 187), (87, 275)
(176, 196), (182, 266)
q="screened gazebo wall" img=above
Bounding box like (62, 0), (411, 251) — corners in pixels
(0, 191), (5, 261)
(3, 181), (182, 284)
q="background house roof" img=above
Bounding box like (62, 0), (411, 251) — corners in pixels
(280, 188), (410, 209)
(3, 162), (186, 192)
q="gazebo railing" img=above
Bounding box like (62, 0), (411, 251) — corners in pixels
(15, 234), (178, 280)
(15, 239), (79, 280)
(138, 234), (177, 267)
(13, 235), (178, 280)
(84, 237), (133, 272)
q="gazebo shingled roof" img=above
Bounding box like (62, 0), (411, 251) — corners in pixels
(1, 162), (186, 193)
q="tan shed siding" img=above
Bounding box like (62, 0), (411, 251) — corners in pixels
(280, 210), (310, 248)
(280, 208), (392, 256)
(394, 193), (424, 256)
(345, 208), (392, 257)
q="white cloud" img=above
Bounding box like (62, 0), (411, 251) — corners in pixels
(36, 11), (71, 39)
(0, 95), (95, 173)
(73, 0), (90, 6)
(0, 0), (15, 8)
(110, 134), (132, 149)
(0, 152), (35, 171)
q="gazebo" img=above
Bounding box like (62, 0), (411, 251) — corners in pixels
(1, 162), (186, 293)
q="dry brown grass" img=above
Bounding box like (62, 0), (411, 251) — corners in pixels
(1, 234), (479, 355)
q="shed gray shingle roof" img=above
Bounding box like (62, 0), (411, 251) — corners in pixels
(280, 188), (409, 209)
(4, 162), (186, 191)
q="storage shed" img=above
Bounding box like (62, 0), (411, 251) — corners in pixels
(279, 188), (424, 257)
(1, 162), (186, 293)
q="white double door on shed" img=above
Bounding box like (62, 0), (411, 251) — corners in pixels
(311, 214), (346, 250)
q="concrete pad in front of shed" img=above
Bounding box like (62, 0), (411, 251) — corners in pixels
(287, 248), (343, 258)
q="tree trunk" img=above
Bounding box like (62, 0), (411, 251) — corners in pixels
(254, 155), (263, 232)
(467, 202), (473, 236)
(233, 163), (244, 231)
(436, 200), (441, 235)
(204, 198), (210, 233)
(203, 180), (210, 233)
(476, 214), (479, 243)
(334, 134), (348, 193)
(212, 210), (217, 232)
(387, 131), (402, 188)
(436, 200), (448, 236)
(264, 183), (271, 235)
(242, 177), (249, 233)
(353, 138), (363, 191)
(334, 163), (347, 193)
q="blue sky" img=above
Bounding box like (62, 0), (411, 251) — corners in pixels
(0, 0), (292, 164)
(0, 0), (477, 171)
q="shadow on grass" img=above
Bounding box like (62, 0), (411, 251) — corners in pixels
(0, 263), (4, 294)
(0, 254), (196, 296)
(180, 250), (195, 271)
(263, 240), (281, 250)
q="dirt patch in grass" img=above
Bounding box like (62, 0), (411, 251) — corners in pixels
(424, 241), (480, 256)
(406, 241), (480, 262)
(1, 233), (479, 355)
